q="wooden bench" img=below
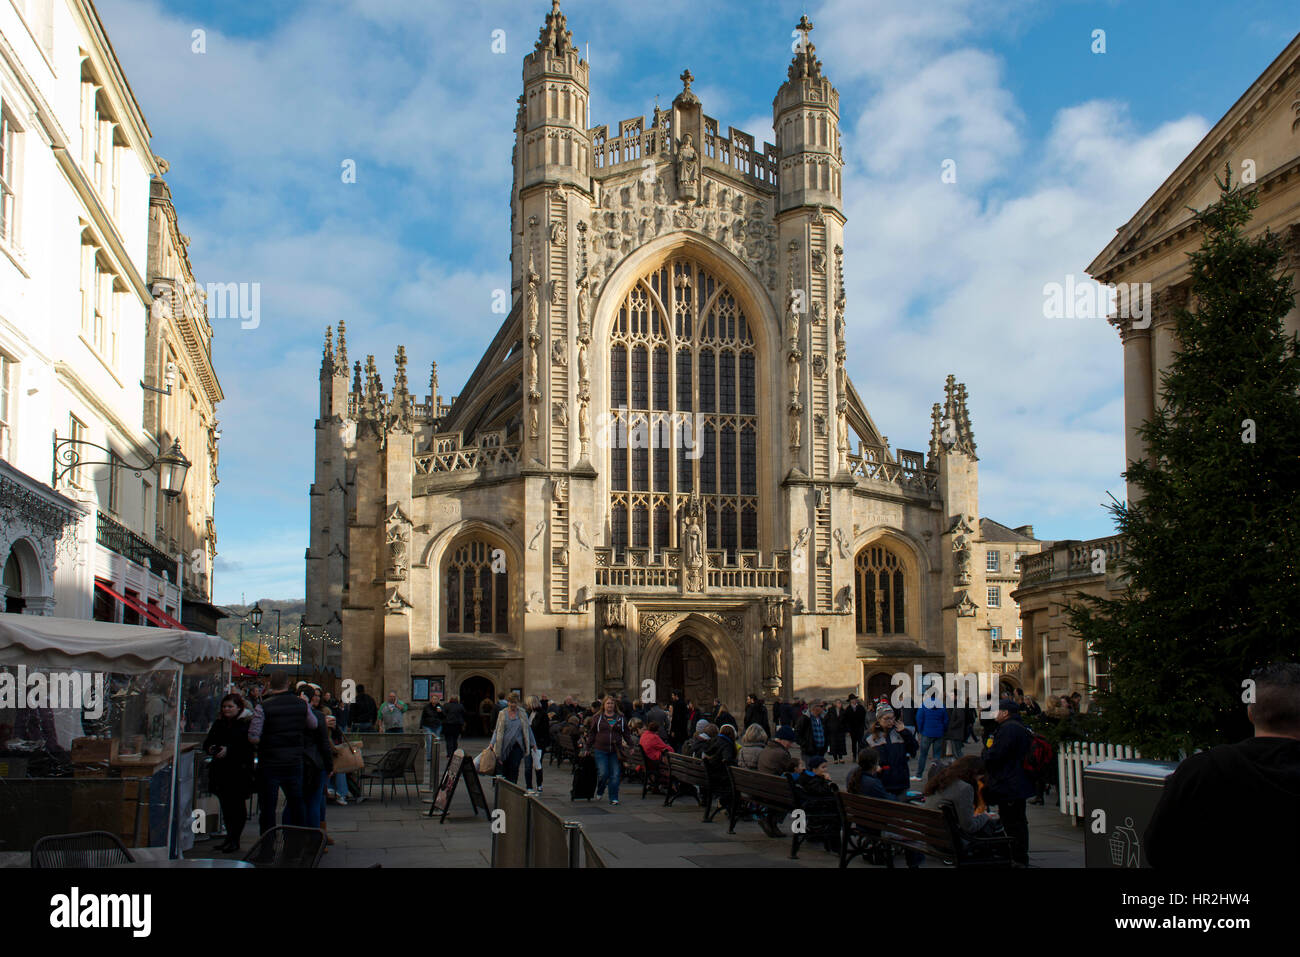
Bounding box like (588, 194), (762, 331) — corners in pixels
(727, 766), (829, 859)
(836, 791), (1012, 868)
(640, 751), (671, 798)
(664, 753), (726, 822)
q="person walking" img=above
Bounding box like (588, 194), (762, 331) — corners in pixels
(350, 684), (378, 732)
(419, 698), (441, 763)
(478, 696), (496, 738)
(981, 697), (1034, 867)
(825, 700), (847, 763)
(743, 693), (770, 737)
(379, 691), (408, 733)
(668, 690), (689, 751)
(247, 671), (313, 836)
(914, 696), (950, 782)
(490, 693), (538, 789)
(203, 693), (254, 853)
(795, 699), (829, 766)
(528, 695), (551, 793)
(943, 704), (973, 760)
(441, 695), (466, 754)
(1145, 661), (1300, 868)
(300, 686), (334, 839)
(843, 695), (868, 759)
(585, 695), (635, 805)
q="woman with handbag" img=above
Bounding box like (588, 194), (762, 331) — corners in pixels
(490, 693), (537, 788)
(203, 693), (254, 854)
(527, 696), (550, 794)
(585, 696), (635, 806)
(326, 707), (364, 806)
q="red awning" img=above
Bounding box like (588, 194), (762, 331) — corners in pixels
(94, 579), (184, 630)
(231, 663), (260, 677)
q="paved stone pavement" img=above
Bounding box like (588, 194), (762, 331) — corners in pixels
(193, 736), (1084, 868)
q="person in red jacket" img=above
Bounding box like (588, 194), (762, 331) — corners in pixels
(639, 721), (674, 762)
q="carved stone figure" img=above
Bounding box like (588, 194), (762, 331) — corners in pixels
(528, 519), (545, 551)
(553, 401), (568, 427)
(577, 340), (589, 383)
(550, 220), (567, 246)
(677, 133), (699, 189)
(577, 396), (591, 453)
(552, 339), (567, 366)
(790, 414), (801, 449)
(386, 525), (409, 581)
(837, 412), (850, 467)
(789, 355), (801, 396)
(529, 404), (539, 437)
(763, 630), (782, 683)
(526, 255), (540, 337)
(603, 630), (625, 681)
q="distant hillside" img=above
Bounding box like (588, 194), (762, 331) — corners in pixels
(216, 599), (307, 649)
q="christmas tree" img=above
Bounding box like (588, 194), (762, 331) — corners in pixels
(1069, 170), (1300, 758)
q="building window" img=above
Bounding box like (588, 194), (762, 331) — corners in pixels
(555, 627), (564, 652)
(990, 626), (1001, 642)
(66, 415), (87, 487)
(986, 550), (999, 572)
(106, 451), (120, 515)
(0, 353), (13, 461)
(0, 102), (17, 245)
(987, 586), (1000, 608)
(855, 544), (907, 635)
(1016, 626), (1022, 641)
(1013, 551), (1023, 572)
(821, 627), (829, 650)
(443, 540), (509, 635)
(608, 258), (758, 561)
(1089, 645), (1111, 695)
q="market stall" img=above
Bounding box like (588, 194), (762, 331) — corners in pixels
(0, 613), (234, 859)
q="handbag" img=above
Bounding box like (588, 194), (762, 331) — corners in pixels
(332, 739), (364, 774)
(477, 746), (497, 775)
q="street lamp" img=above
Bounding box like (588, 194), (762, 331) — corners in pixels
(249, 602), (263, 629)
(53, 432), (191, 500)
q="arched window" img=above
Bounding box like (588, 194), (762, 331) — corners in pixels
(444, 540), (509, 635)
(608, 258), (758, 561)
(855, 544), (907, 635)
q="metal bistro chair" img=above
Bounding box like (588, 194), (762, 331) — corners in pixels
(242, 825), (326, 868)
(32, 830), (136, 869)
(361, 745), (414, 803)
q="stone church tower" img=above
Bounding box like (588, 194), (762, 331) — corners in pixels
(304, 2), (991, 720)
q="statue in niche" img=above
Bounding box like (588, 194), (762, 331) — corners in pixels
(575, 273), (590, 338)
(526, 256), (540, 337)
(578, 396), (591, 454)
(577, 339), (589, 383)
(529, 404), (539, 438)
(553, 401), (568, 427)
(790, 415), (802, 449)
(603, 630), (625, 682)
(789, 355), (801, 396)
(385, 525), (409, 581)
(837, 412), (850, 466)
(763, 629), (782, 683)
(552, 339), (567, 366)
(550, 220), (567, 246)
(677, 133), (699, 188)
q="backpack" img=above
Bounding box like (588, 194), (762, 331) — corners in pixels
(1023, 733), (1053, 775)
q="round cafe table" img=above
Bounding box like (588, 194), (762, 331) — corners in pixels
(111, 858), (253, 868)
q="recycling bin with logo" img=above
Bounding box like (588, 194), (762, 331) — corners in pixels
(1082, 759), (1180, 868)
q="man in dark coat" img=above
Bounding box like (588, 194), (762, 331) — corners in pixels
(843, 695), (868, 758)
(248, 670), (313, 836)
(743, 694), (770, 736)
(440, 695), (467, 754)
(350, 684), (378, 731)
(1145, 662), (1300, 868)
(982, 697), (1034, 866)
(668, 691), (689, 750)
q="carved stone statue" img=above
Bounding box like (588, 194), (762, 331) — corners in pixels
(552, 339), (567, 366)
(763, 629), (782, 683)
(837, 412), (850, 467)
(529, 404), (539, 438)
(677, 133), (699, 191)
(685, 515), (704, 568)
(385, 525), (409, 581)
(577, 340), (589, 383)
(576, 272), (590, 338)
(577, 396), (591, 453)
(550, 220), (567, 246)
(603, 630), (625, 682)
(789, 355), (801, 396)
(790, 414), (801, 449)
(526, 255), (540, 337)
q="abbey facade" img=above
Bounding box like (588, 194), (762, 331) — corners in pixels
(305, 3), (998, 720)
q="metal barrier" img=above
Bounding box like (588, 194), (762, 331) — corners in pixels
(1058, 741), (1141, 820)
(490, 778), (607, 867)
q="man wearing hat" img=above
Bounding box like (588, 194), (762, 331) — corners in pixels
(795, 699), (829, 767)
(982, 697), (1034, 866)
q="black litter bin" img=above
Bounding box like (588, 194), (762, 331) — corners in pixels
(1082, 759), (1179, 868)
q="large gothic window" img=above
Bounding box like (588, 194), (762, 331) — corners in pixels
(855, 545), (907, 635)
(444, 540), (508, 635)
(608, 259), (759, 561)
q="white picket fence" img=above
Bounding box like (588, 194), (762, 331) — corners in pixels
(1057, 740), (1141, 820)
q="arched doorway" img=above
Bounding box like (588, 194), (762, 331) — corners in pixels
(3, 552), (24, 614)
(656, 634), (717, 710)
(459, 675), (495, 737)
(866, 670), (893, 706)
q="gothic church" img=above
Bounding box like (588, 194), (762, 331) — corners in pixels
(305, 2), (992, 717)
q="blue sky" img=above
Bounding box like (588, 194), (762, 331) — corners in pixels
(94, 0), (1298, 604)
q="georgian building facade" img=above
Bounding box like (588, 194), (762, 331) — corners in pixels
(306, 4), (1002, 717)
(0, 0), (219, 626)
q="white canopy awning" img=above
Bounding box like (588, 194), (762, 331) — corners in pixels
(0, 613), (234, 673)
